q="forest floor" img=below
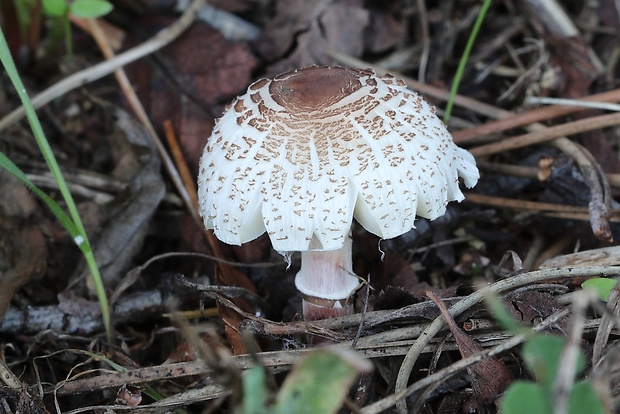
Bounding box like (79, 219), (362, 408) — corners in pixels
(0, 0), (619, 413)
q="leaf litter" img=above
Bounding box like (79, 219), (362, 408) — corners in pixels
(0, 0), (619, 413)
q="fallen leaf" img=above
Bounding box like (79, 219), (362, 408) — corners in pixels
(0, 172), (48, 319)
(364, 1), (407, 53)
(427, 291), (513, 412)
(505, 287), (565, 326)
(0, 224), (47, 319)
(254, 0), (369, 75)
(125, 21), (258, 175)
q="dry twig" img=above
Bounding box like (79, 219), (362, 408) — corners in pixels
(0, 0), (207, 133)
(393, 266), (620, 414)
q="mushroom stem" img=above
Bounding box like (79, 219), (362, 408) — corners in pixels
(295, 235), (360, 320)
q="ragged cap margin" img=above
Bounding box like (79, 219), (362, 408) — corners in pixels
(198, 66), (479, 252)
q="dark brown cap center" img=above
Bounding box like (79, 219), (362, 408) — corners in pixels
(269, 66), (364, 113)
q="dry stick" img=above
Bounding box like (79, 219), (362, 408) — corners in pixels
(391, 266), (620, 414)
(467, 176), (620, 233)
(554, 291), (593, 414)
(469, 111), (620, 157)
(71, 15), (125, 51)
(464, 193), (620, 222)
(453, 87), (620, 143)
(551, 139), (613, 241)
(163, 120), (199, 210)
(477, 161), (539, 179)
(452, 87), (620, 142)
(328, 51), (507, 120)
(87, 19), (199, 231)
(242, 296), (464, 337)
(0, 0), (206, 133)
(365, 307), (572, 414)
(549, 138), (612, 239)
(592, 280), (620, 364)
(526, 96), (620, 112)
(469, 113), (620, 157)
(415, 0), (430, 83)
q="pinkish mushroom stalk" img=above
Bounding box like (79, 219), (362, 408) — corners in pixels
(295, 234), (358, 320)
(197, 66), (479, 322)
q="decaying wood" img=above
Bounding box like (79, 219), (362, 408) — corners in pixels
(540, 246), (620, 269)
(0, 287), (171, 335)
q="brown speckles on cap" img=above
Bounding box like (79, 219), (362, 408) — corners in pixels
(197, 66), (479, 252)
(249, 78), (268, 91)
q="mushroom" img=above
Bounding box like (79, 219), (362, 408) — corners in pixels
(197, 66), (479, 321)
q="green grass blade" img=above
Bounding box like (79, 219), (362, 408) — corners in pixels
(443, 0), (492, 124)
(0, 27), (112, 342)
(0, 151), (80, 238)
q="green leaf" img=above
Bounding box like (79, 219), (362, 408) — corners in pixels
(14, 0), (38, 35)
(41, 0), (68, 16)
(568, 380), (606, 414)
(69, 0), (114, 18)
(522, 335), (585, 388)
(274, 349), (371, 414)
(443, 0), (492, 123)
(500, 381), (552, 414)
(239, 364), (270, 414)
(582, 278), (617, 302)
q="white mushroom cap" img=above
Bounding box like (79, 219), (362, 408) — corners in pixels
(198, 66), (479, 252)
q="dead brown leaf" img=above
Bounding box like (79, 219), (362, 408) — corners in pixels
(0, 172), (47, 319)
(364, 1), (407, 54)
(426, 291), (513, 412)
(254, 0), (369, 75)
(125, 21), (258, 175)
(0, 224), (47, 319)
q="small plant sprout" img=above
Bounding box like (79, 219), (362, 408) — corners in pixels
(197, 66), (479, 320)
(41, 0), (114, 56)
